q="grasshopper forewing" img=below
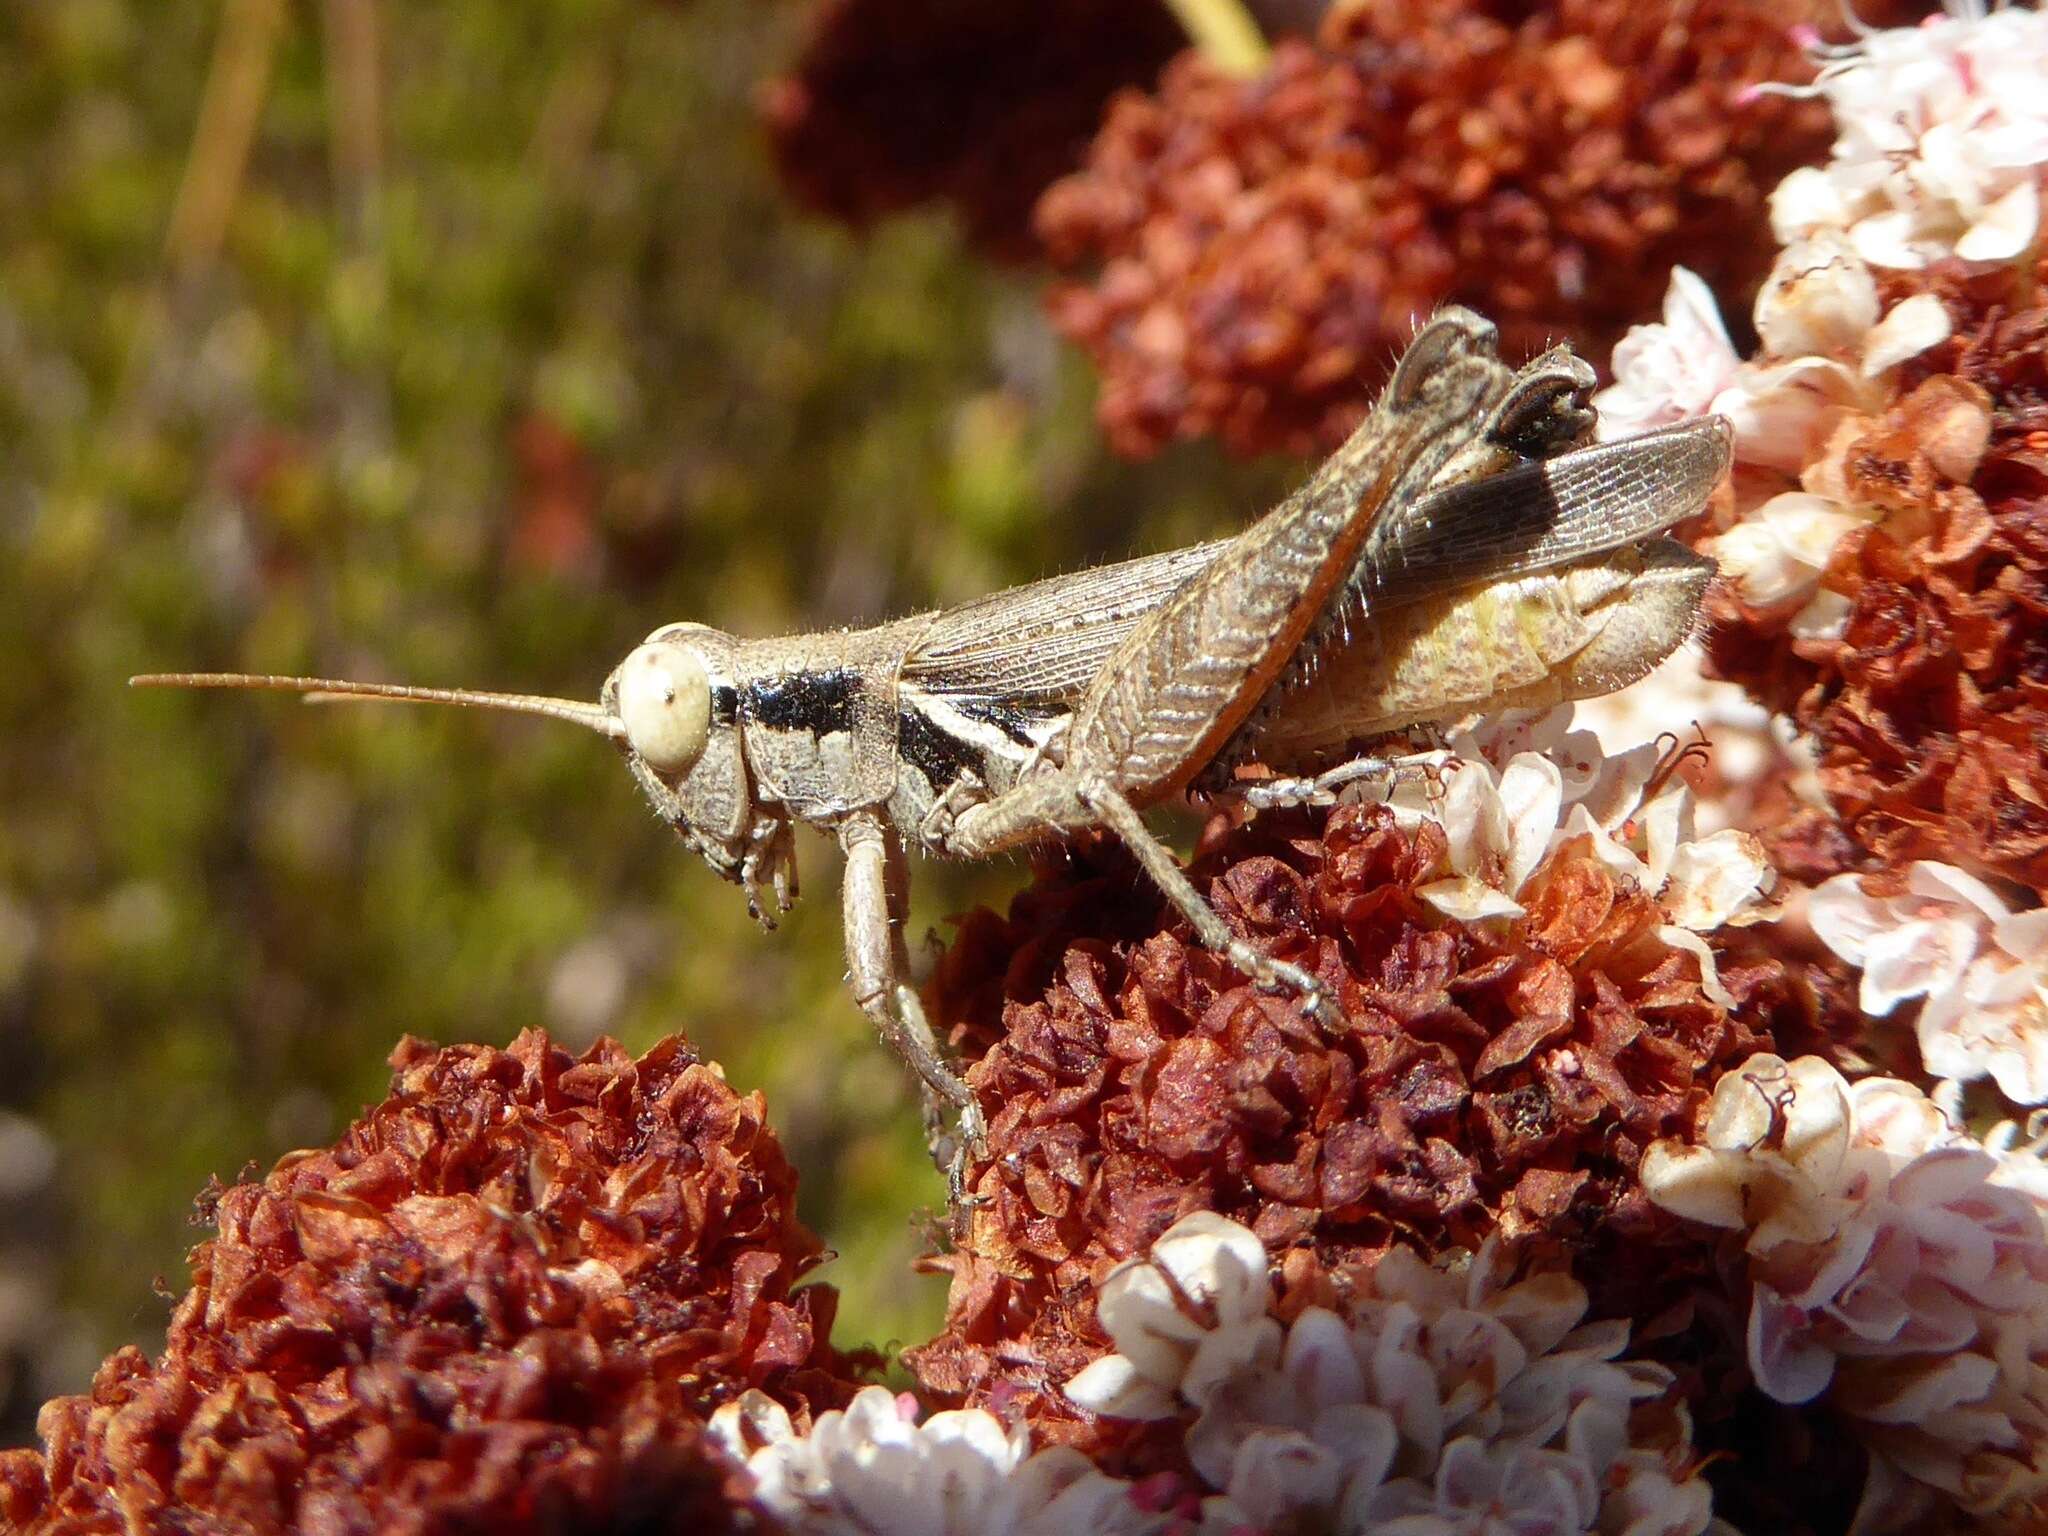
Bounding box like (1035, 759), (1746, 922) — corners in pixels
(132, 309), (1730, 1176)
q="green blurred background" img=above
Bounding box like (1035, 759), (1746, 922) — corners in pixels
(0, 0), (1280, 1443)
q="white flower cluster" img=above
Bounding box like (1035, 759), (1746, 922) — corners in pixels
(1596, 2), (2035, 641)
(1570, 648), (1822, 840)
(710, 1386), (1172, 1536)
(1064, 1212), (1723, 1536)
(1773, 1), (2048, 270)
(1362, 708), (1773, 1004)
(1644, 1054), (2048, 1525)
(1808, 861), (2048, 1106)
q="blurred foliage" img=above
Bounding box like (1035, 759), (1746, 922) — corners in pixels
(0, 0), (1282, 1444)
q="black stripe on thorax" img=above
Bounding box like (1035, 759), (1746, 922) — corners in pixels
(744, 667), (859, 735)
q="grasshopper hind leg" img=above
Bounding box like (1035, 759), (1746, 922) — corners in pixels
(1229, 753), (1402, 811)
(1076, 778), (1341, 1028)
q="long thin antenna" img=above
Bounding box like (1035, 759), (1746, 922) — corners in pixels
(129, 672), (625, 739)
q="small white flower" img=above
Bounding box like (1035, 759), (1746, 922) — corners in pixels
(1065, 1209), (1275, 1419)
(1406, 751), (1564, 922)
(1593, 268), (1742, 441)
(1808, 862), (2048, 1105)
(1703, 490), (1875, 620)
(1710, 354), (1870, 473)
(1753, 233), (1880, 360)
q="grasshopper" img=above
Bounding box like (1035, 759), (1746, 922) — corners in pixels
(133, 310), (1729, 1169)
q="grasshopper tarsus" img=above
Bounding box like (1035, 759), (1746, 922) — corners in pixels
(1234, 943), (1336, 1017)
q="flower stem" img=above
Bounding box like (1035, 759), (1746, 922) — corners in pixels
(1162, 0), (1270, 78)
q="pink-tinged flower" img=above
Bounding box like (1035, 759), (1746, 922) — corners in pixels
(1710, 351), (1871, 474)
(1644, 1053), (2048, 1526)
(1808, 862), (2048, 1105)
(1593, 268), (1743, 441)
(1773, 1), (2048, 269)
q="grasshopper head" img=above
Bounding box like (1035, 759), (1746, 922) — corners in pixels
(600, 623), (786, 917)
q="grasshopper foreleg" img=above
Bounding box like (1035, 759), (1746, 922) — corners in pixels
(838, 813), (985, 1182)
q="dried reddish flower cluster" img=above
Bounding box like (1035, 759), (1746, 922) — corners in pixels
(759, 0), (1184, 260)
(1035, 0), (1858, 458)
(1705, 258), (2048, 896)
(0, 1030), (854, 1534)
(906, 803), (1787, 1450)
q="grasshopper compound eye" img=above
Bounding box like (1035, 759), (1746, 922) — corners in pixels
(616, 643), (711, 774)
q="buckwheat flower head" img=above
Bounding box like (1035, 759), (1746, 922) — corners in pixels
(1607, 5), (2048, 894)
(0, 1030), (835, 1533)
(1771, 0), (2048, 268)
(1038, 0), (1835, 457)
(712, 1386), (1170, 1536)
(1807, 862), (2048, 1105)
(1065, 1214), (1722, 1536)
(1644, 1054), (2048, 1525)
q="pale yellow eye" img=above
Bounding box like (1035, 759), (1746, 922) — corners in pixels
(616, 643), (710, 774)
